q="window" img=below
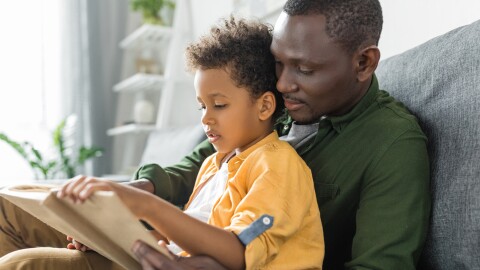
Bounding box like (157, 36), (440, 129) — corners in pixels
(0, 0), (63, 183)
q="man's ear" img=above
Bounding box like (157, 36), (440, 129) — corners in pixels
(354, 45), (380, 82)
(257, 92), (276, 121)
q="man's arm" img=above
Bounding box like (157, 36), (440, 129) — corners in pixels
(346, 129), (431, 269)
(132, 139), (215, 205)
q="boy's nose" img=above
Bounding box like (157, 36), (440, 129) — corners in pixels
(201, 111), (215, 126)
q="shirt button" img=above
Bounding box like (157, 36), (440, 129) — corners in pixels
(262, 217), (271, 225)
(283, 125), (289, 130)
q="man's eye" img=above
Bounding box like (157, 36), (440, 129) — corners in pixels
(298, 67), (313, 75)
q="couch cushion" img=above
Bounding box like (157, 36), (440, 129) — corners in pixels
(140, 124), (206, 167)
(376, 20), (480, 269)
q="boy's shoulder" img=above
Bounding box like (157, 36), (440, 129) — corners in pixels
(249, 137), (306, 166)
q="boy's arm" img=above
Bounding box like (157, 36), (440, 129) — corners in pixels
(138, 192), (246, 270)
(133, 139), (215, 205)
(58, 176), (244, 270)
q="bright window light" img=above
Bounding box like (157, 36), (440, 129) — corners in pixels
(0, 0), (62, 183)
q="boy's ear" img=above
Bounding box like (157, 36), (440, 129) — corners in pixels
(257, 91), (276, 121)
(354, 45), (380, 82)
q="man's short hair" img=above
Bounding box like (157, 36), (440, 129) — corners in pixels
(283, 0), (383, 53)
(185, 17), (283, 118)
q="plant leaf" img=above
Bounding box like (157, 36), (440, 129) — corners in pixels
(77, 146), (103, 165)
(0, 133), (29, 159)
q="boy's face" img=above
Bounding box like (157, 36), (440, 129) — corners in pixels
(194, 68), (269, 154)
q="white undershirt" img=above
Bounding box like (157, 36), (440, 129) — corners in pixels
(167, 162), (229, 254)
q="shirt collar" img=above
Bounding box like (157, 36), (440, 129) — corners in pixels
(212, 131), (279, 168)
(327, 74), (379, 133)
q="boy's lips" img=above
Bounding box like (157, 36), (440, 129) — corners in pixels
(205, 131), (221, 143)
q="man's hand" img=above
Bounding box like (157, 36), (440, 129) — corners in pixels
(132, 240), (228, 270)
(66, 235), (91, 252)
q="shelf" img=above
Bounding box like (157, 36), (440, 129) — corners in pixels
(120, 24), (173, 50)
(113, 73), (165, 92)
(107, 124), (157, 136)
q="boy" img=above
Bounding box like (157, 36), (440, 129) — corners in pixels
(58, 17), (324, 269)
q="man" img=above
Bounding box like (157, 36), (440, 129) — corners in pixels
(131, 0), (430, 269)
(0, 0), (430, 269)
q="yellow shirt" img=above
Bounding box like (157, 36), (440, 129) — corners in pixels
(185, 131), (324, 269)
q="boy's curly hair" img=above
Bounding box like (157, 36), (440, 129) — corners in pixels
(185, 16), (283, 119)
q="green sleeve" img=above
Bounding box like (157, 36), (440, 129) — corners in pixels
(346, 128), (431, 270)
(133, 139), (215, 206)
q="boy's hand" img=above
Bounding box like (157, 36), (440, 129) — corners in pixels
(132, 240), (228, 270)
(66, 235), (92, 252)
(57, 175), (152, 217)
(57, 175), (124, 204)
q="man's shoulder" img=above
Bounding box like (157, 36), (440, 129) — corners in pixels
(363, 89), (425, 137)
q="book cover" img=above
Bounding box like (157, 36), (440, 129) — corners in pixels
(0, 184), (172, 270)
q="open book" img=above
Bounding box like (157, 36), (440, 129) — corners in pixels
(0, 184), (172, 270)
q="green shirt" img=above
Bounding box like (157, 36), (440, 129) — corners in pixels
(134, 75), (430, 270)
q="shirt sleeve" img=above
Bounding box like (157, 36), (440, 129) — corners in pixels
(133, 139), (215, 206)
(346, 128), (431, 270)
(223, 149), (322, 269)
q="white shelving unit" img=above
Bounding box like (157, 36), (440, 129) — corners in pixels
(113, 73), (165, 93)
(107, 24), (172, 136)
(109, 0), (197, 175)
(107, 123), (157, 136)
(119, 24), (173, 49)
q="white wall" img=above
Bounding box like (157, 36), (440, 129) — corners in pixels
(191, 0), (234, 38)
(232, 0), (479, 59)
(379, 0), (480, 59)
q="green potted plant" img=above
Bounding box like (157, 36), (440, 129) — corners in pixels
(0, 115), (103, 180)
(131, 0), (176, 26)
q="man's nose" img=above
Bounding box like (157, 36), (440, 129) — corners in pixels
(276, 67), (297, 93)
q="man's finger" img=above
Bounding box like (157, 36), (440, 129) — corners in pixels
(132, 240), (186, 270)
(178, 256), (228, 270)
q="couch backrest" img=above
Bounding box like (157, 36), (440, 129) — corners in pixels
(376, 19), (480, 269)
(140, 124), (206, 167)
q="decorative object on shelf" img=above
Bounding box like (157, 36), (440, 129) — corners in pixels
(135, 47), (160, 74)
(131, 0), (176, 26)
(0, 115), (103, 180)
(133, 99), (155, 124)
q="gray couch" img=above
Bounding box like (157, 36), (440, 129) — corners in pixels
(376, 19), (480, 269)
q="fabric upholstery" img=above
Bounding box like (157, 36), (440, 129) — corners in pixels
(140, 124), (206, 167)
(376, 19), (480, 269)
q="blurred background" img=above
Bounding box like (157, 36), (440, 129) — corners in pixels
(0, 0), (478, 184)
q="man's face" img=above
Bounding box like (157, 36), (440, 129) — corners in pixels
(271, 13), (362, 124)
